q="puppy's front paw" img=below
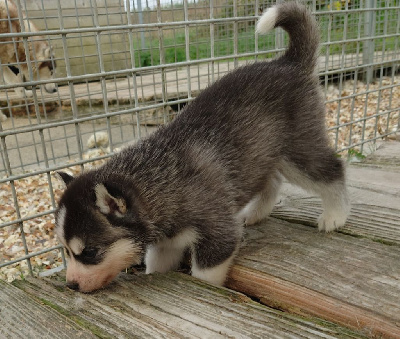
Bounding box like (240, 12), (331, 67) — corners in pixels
(244, 214), (263, 226)
(317, 211), (348, 232)
(24, 89), (33, 98)
(240, 210), (265, 226)
(15, 87), (33, 98)
(236, 199), (273, 226)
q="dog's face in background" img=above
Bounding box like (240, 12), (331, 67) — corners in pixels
(55, 172), (148, 292)
(32, 44), (57, 94)
(0, 0), (57, 97)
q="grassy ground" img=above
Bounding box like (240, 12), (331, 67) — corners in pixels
(131, 3), (399, 67)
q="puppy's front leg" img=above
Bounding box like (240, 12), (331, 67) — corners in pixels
(191, 253), (236, 286)
(191, 230), (241, 286)
(14, 85), (33, 98)
(145, 243), (186, 274)
(145, 228), (197, 274)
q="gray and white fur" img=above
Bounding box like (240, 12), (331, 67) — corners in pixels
(55, 2), (350, 293)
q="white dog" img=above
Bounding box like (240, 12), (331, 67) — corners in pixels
(0, 0), (57, 98)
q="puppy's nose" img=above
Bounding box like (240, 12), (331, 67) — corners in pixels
(66, 281), (79, 291)
(52, 88), (57, 93)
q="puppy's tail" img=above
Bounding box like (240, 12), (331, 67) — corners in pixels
(256, 2), (319, 72)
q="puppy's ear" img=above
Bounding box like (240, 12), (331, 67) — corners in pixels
(43, 47), (51, 58)
(56, 171), (74, 186)
(43, 46), (55, 60)
(95, 183), (127, 217)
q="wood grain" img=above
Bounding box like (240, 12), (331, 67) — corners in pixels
(227, 265), (400, 339)
(12, 272), (365, 338)
(226, 215), (400, 338)
(271, 164), (400, 244)
(0, 279), (95, 338)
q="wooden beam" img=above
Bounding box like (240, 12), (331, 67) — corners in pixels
(227, 265), (400, 339)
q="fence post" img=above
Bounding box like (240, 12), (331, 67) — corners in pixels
(136, 0), (146, 50)
(275, 0), (284, 55)
(363, 0), (376, 83)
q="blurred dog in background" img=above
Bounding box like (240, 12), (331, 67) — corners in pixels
(0, 0), (57, 98)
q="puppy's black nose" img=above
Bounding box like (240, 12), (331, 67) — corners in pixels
(66, 281), (79, 291)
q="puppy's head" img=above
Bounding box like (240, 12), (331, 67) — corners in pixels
(55, 171), (150, 292)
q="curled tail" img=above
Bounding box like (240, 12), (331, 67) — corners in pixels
(256, 2), (320, 71)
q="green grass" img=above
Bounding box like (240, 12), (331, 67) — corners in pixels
(347, 148), (366, 160)
(133, 28), (277, 67)
(318, 2), (400, 55)
(131, 3), (399, 68)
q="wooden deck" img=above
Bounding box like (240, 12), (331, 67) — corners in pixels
(1, 140), (400, 338)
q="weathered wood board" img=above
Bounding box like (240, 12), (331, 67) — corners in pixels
(0, 279), (95, 338)
(227, 141), (400, 338)
(271, 142), (400, 244)
(10, 272), (364, 338)
(2, 142), (399, 338)
(227, 218), (400, 338)
(353, 141), (400, 171)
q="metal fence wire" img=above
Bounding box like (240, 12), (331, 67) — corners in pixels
(0, 0), (399, 280)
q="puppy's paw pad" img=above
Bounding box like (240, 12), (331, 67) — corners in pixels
(318, 213), (347, 232)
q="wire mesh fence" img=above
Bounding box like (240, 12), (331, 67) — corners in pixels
(0, 0), (399, 280)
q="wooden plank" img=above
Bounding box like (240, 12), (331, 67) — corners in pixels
(13, 272), (365, 338)
(354, 141), (400, 171)
(227, 217), (400, 338)
(272, 197), (400, 245)
(0, 279), (95, 338)
(270, 142), (400, 244)
(227, 266), (400, 339)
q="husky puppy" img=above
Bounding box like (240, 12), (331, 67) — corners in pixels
(0, 0), (57, 97)
(56, 2), (350, 293)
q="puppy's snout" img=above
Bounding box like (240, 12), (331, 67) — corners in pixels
(66, 281), (80, 291)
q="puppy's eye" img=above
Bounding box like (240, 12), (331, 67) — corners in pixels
(81, 247), (98, 259)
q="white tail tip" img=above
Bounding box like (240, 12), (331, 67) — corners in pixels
(256, 6), (278, 35)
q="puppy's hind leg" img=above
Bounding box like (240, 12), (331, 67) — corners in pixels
(281, 153), (350, 232)
(237, 171), (282, 225)
(317, 179), (350, 232)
